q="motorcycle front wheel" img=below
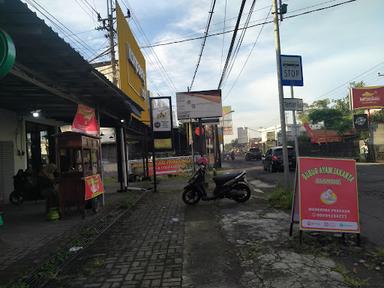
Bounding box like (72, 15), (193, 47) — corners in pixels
(9, 191), (23, 205)
(182, 188), (201, 205)
(233, 184), (251, 203)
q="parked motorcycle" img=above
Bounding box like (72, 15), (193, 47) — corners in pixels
(182, 163), (251, 205)
(9, 169), (44, 205)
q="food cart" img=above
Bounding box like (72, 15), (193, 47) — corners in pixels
(56, 131), (104, 217)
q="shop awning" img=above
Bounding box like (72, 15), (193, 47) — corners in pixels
(0, 0), (142, 127)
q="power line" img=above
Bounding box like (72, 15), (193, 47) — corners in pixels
(220, 0), (228, 69)
(313, 61), (384, 101)
(120, 0), (177, 94)
(142, 0), (358, 49)
(218, 0), (247, 89)
(81, 0), (99, 15)
(223, 6), (272, 101)
(189, 0), (217, 90)
(73, 0), (94, 22)
(27, 0), (97, 57)
(223, 0), (258, 88)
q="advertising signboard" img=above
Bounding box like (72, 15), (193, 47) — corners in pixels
(238, 127), (249, 144)
(152, 105), (172, 132)
(222, 106), (233, 135)
(298, 157), (360, 233)
(0, 29), (16, 79)
(84, 174), (104, 200)
(150, 97), (173, 151)
(176, 89), (222, 120)
(351, 86), (384, 109)
(116, 3), (149, 123)
(353, 114), (368, 130)
(129, 156), (193, 176)
(280, 55), (304, 87)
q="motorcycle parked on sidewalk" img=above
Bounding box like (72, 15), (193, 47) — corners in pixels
(182, 162), (251, 205)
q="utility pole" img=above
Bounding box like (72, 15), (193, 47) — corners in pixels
(272, 0), (290, 187)
(97, 0), (118, 85)
(290, 86), (300, 158)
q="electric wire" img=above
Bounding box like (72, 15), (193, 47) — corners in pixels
(26, 0), (97, 57)
(223, 6), (272, 101)
(81, 0), (99, 15)
(189, 0), (217, 90)
(220, 0), (228, 69)
(142, 0), (358, 49)
(312, 61), (384, 101)
(120, 0), (177, 94)
(218, 0), (247, 89)
(74, 0), (94, 22)
(223, 0), (258, 89)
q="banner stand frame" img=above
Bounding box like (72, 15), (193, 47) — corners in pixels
(290, 157), (361, 246)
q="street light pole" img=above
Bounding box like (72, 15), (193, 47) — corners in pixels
(272, 0), (290, 187)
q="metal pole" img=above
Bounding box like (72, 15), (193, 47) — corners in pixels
(96, 106), (105, 206)
(120, 127), (127, 190)
(108, 0), (118, 85)
(124, 128), (129, 190)
(198, 118), (203, 155)
(290, 86), (299, 158)
(149, 98), (157, 192)
(273, 0), (290, 187)
(190, 119), (195, 172)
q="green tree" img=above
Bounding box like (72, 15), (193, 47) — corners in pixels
(301, 81), (366, 134)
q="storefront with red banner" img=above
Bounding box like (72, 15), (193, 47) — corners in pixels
(0, 0), (144, 221)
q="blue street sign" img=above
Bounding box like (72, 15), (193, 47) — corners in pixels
(280, 55), (303, 86)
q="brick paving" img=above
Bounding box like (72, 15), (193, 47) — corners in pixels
(50, 190), (184, 288)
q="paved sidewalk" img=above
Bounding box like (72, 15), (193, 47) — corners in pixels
(49, 190), (184, 288)
(0, 182), (147, 286)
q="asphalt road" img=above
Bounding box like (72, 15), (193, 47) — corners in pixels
(222, 157), (384, 247)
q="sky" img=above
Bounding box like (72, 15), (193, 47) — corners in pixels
(23, 0), (384, 141)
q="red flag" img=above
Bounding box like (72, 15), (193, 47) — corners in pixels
(72, 104), (99, 135)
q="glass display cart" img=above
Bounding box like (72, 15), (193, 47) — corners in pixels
(55, 131), (104, 217)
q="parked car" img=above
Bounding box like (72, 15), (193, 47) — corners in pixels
(245, 148), (262, 161)
(263, 146), (296, 172)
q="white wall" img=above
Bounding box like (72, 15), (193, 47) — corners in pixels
(0, 108), (26, 173)
(0, 109), (26, 202)
(373, 123), (384, 145)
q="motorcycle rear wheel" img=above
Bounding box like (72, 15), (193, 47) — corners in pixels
(233, 184), (251, 203)
(182, 188), (201, 205)
(9, 191), (23, 205)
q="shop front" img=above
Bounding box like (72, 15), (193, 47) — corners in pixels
(0, 0), (143, 214)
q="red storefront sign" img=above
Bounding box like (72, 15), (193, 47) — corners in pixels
(351, 86), (384, 109)
(84, 174), (104, 200)
(298, 157), (360, 233)
(72, 104), (99, 135)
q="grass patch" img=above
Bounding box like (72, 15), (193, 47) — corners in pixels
(333, 263), (368, 288)
(268, 185), (292, 210)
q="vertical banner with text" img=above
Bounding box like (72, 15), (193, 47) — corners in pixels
(150, 97), (174, 151)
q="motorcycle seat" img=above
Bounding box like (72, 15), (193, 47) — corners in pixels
(213, 172), (243, 185)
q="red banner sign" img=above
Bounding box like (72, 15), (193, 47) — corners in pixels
(129, 156), (193, 176)
(351, 86), (384, 109)
(84, 174), (104, 200)
(298, 157), (360, 233)
(72, 104), (99, 135)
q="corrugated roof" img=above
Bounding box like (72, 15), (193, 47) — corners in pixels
(0, 0), (142, 126)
